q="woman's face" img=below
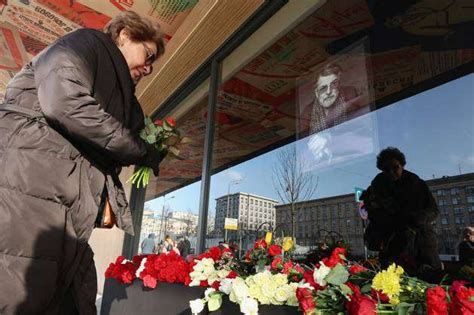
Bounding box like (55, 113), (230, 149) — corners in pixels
(117, 29), (158, 85)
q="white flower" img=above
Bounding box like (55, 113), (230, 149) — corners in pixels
(189, 299), (205, 314)
(297, 282), (314, 290)
(231, 277), (249, 303)
(217, 269), (230, 279)
(313, 262), (331, 286)
(273, 273), (288, 287)
(286, 283), (299, 306)
(204, 288), (215, 301)
(240, 297), (259, 315)
(274, 285), (291, 303)
(219, 278), (234, 295)
(135, 257), (147, 278)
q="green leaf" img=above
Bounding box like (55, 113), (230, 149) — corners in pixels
(394, 302), (416, 315)
(326, 264), (349, 286)
(207, 294), (222, 312)
(339, 283), (353, 297)
(361, 283), (372, 294)
(146, 134), (156, 144)
(144, 116), (153, 126)
(162, 120), (172, 131)
(139, 129), (147, 140)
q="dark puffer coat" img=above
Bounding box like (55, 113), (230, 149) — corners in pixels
(0, 29), (149, 314)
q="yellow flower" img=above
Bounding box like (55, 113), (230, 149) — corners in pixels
(265, 232), (273, 244)
(282, 237), (294, 251)
(372, 263), (404, 305)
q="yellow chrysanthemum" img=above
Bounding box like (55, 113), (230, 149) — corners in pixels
(372, 263), (404, 305)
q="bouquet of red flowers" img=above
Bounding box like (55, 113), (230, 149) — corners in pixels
(135, 251), (191, 289)
(105, 252), (191, 289)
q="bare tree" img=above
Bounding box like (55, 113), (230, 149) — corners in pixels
(273, 145), (318, 241)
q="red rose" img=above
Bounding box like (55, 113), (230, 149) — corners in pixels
(254, 239), (267, 249)
(268, 244), (282, 256)
(227, 270), (238, 279)
(154, 119), (163, 126)
(200, 280), (209, 287)
(427, 286), (448, 315)
(143, 274), (157, 289)
(349, 264), (367, 274)
(211, 281), (221, 290)
(296, 287), (316, 314)
(165, 117), (176, 127)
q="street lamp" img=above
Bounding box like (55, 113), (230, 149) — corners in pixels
(159, 195), (175, 242)
(225, 179), (241, 242)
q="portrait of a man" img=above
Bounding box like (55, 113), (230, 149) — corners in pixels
(302, 62), (372, 167)
(309, 63), (363, 134)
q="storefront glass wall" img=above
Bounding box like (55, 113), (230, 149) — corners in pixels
(140, 0), (474, 262)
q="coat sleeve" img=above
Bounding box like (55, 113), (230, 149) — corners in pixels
(33, 43), (147, 166)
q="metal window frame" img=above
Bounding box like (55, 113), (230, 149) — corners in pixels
(123, 0), (287, 257)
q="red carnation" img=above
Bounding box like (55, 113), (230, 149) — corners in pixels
(296, 287), (316, 314)
(254, 239), (267, 249)
(426, 286), (448, 315)
(143, 274), (157, 289)
(165, 117), (176, 127)
(371, 289), (390, 303)
(349, 264), (367, 274)
(450, 284), (474, 315)
(227, 270), (238, 279)
(268, 244), (282, 256)
(350, 295), (377, 315)
(271, 257), (283, 271)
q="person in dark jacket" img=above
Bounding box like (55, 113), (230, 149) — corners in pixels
(0, 11), (166, 314)
(363, 147), (441, 280)
(459, 226), (474, 266)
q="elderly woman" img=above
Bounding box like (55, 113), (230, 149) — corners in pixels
(0, 11), (165, 313)
(364, 147), (441, 280)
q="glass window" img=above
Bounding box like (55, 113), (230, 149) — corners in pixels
(468, 196), (474, 203)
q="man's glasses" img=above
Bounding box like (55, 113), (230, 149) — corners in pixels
(142, 43), (156, 66)
(316, 79), (340, 95)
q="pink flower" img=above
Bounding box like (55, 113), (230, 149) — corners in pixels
(143, 275), (157, 289)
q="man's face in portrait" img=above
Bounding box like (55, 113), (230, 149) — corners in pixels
(315, 73), (340, 108)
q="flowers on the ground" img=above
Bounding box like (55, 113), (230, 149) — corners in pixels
(105, 256), (138, 284)
(188, 246), (234, 287)
(372, 263), (404, 305)
(189, 298), (205, 314)
(228, 270), (298, 309)
(107, 245), (473, 315)
(426, 286), (449, 315)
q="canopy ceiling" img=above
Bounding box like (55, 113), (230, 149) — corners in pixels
(0, 0), (265, 109)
